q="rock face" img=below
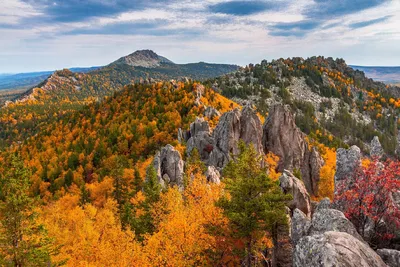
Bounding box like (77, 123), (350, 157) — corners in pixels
(291, 209), (311, 245)
(189, 117), (210, 136)
(293, 231), (388, 267)
(292, 199), (387, 267)
(211, 108), (241, 159)
(208, 105), (264, 169)
(308, 208), (364, 242)
(263, 105), (324, 196)
(239, 105), (263, 155)
(279, 170), (311, 217)
(186, 118), (214, 161)
(334, 145), (361, 195)
(377, 249), (400, 267)
(204, 106), (221, 119)
(153, 145), (184, 188)
(370, 136), (384, 159)
(205, 166), (221, 184)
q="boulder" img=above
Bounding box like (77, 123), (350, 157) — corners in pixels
(205, 166), (221, 184)
(309, 208), (364, 242)
(292, 198), (387, 267)
(293, 231), (388, 267)
(334, 145), (361, 195)
(315, 197), (331, 211)
(279, 170), (311, 217)
(263, 105), (324, 196)
(370, 136), (384, 159)
(291, 209), (311, 245)
(377, 249), (400, 267)
(153, 145), (184, 189)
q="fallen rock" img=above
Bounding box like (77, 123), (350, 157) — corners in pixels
(377, 249), (400, 267)
(279, 170), (311, 217)
(293, 231), (388, 267)
(263, 105), (323, 196)
(153, 145), (184, 188)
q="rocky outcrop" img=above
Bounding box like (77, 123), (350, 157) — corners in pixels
(239, 105), (263, 155)
(153, 145), (184, 189)
(280, 170), (311, 217)
(291, 199), (363, 246)
(211, 108), (241, 158)
(308, 208), (364, 242)
(294, 231), (388, 267)
(370, 136), (384, 159)
(377, 249), (400, 267)
(194, 84), (205, 106)
(186, 118), (213, 161)
(208, 105), (264, 169)
(291, 209), (311, 245)
(186, 131), (214, 161)
(334, 145), (361, 195)
(205, 166), (221, 184)
(204, 106), (221, 119)
(263, 105), (324, 196)
(189, 117), (210, 136)
(292, 199), (387, 267)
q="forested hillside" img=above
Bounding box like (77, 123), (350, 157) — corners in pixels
(0, 56), (399, 267)
(207, 56), (400, 156)
(0, 51), (238, 147)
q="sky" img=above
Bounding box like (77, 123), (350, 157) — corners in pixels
(1, 0), (400, 73)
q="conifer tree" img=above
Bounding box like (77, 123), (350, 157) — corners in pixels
(217, 142), (290, 266)
(0, 155), (61, 266)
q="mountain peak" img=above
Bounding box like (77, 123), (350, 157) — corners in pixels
(113, 49), (174, 68)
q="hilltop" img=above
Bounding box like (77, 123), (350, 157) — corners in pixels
(207, 56), (400, 156)
(2, 50), (238, 105)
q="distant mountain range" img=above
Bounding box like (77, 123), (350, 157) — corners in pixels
(1, 50), (238, 106)
(0, 67), (100, 91)
(350, 65), (400, 84)
(0, 50), (239, 94)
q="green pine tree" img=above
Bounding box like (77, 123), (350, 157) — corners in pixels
(217, 142), (291, 266)
(0, 155), (63, 267)
(127, 165), (161, 242)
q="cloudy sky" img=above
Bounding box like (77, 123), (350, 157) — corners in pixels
(1, 0), (400, 73)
